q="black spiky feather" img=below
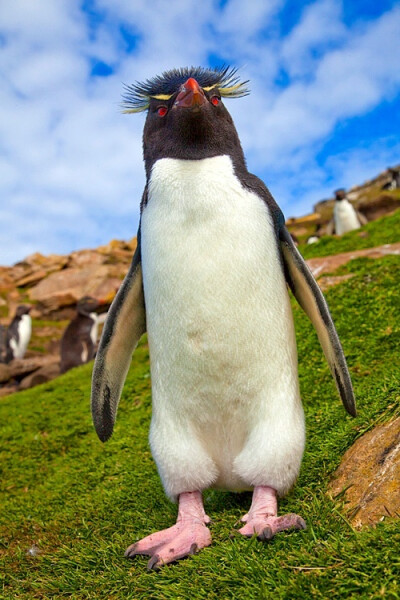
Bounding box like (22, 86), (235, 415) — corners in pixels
(122, 65), (250, 113)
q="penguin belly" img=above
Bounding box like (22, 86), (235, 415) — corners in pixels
(11, 315), (32, 359)
(334, 200), (361, 235)
(141, 156), (305, 501)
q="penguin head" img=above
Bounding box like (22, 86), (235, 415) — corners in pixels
(334, 189), (346, 202)
(76, 296), (99, 316)
(122, 67), (250, 175)
(15, 305), (31, 317)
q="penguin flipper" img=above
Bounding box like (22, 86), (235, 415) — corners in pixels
(279, 226), (356, 417)
(91, 236), (146, 442)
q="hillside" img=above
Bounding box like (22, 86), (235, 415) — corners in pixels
(1, 209), (400, 597)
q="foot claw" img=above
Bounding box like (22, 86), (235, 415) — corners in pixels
(259, 525), (273, 541)
(296, 516), (307, 531)
(189, 543), (198, 555)
(147, 554), (161, 571)
(124, 543), (137, 558)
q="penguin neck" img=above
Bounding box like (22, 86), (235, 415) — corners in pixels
(143, 121), (247, 180)
(145, 145), (248, 191)
(77, 308), (94, 319)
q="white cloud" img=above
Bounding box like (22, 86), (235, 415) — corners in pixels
(281, 0), (346, 77)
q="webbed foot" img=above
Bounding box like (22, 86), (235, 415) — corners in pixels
(125, 491), (211, 570)
(238, 485), (306, 541)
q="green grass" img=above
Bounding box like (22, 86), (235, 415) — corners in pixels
(1, 253), (400, 599)
(299, 206), (400, 259)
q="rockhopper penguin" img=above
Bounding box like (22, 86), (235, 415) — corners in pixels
(60, 296), (104, 374)
(91, 66), (356, 570)
(5, 305), (32, 363)
(327, 188), (367, 236)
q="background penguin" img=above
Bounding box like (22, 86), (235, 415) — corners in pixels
(60, 296), (106, 374)
(382, 167), (400, 190)
(327, 188), (368, 235)
(0, 324), (6, 363)
(306, 235), (320, 244)
(5, 305), (32, 363)
(91, 66), (356, 570)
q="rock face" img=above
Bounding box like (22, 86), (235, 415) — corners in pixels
(0, 238), (137, 395)
(0, 238), (137, 321)
(329, 418), (400, 529)
(19, 362), (61, 391)
(29, 265), (124, 316)
(0, 356), (59, 384)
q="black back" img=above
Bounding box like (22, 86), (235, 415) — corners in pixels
(0, 324), (6, 363)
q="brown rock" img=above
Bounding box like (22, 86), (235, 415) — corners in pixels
(19, 252), (68, 270)
(19, 362), (60, 390)
(14, 269), (48, 288)
(67, 249), (106, 268)
(29, 266), (124, 313)
(0, 363), (12, 384)
(0, 267), (14, 293)
(35, 291), (80, 313)
(98, 238), (136, 254)
(0, 356), (59, 383)
(358, 194), (400, 222)
(329, 418), (400, 528)
(286, 213), (321, 226)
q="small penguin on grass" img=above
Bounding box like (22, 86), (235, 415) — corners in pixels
(5, 305), (32, 363)
(91, 67), (356, 570)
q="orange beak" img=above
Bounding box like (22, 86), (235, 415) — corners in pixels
(174, 77), (207, 108)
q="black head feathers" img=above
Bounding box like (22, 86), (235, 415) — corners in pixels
(122, 66), (249, 113)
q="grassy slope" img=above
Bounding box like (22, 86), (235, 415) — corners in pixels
(1, 230), (400, 599)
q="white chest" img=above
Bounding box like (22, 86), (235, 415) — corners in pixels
(89, 313), (98, 346)
(334, 200), (360, 235)
(11, 315), (32, 358)
(140, 156), (296, 394)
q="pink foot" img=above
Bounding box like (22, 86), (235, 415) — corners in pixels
(125, 491), (211, 570)
(238, 486), (306, 541)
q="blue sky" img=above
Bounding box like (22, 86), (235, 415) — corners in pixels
(1, 0), (399, 265)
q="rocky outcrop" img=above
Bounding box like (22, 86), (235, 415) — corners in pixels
(0, 355), (60, 396)
(0, 238), (137, 395)
(0, 238), (137, 321)
(29, 265), (124, 317)
(19, 362), (60, 391)
(329, 418), (400, 528)
(0, 355), (59, 384)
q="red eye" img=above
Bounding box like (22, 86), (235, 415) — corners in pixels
(157, 106), (167, 117)
(211, 96), (220, 106)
